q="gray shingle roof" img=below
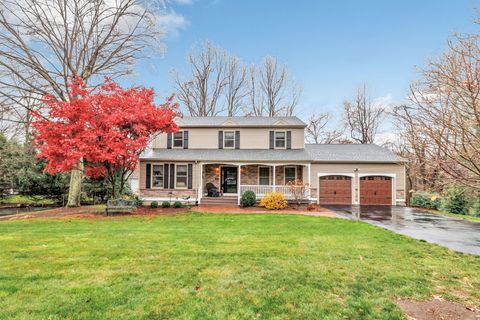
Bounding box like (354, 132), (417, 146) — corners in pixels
(140, 144), (405, 163)
(141, 148), (311, 162)
(305, 144), (406, 163)
(175, 116), (306, 128)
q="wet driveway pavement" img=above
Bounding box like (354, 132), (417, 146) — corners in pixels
(325, 205), (480, 255)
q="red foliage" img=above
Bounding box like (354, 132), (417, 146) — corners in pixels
(33, 77), (178, 178)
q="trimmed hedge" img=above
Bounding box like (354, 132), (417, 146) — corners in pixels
(411, 192), (441, 210)
(441, 187), (468, 215)
(150, 201), (159, 208)
(260, 192), (288, 210)
(240, 191), (256, 207)
(173, 201), (183, 208)
(161, 201), (170, 208)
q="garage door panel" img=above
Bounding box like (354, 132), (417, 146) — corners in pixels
(360, 176), (392, 205)
(319, 175), (352, 205)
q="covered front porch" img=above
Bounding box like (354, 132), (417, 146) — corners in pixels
(198, 162), (311, 205)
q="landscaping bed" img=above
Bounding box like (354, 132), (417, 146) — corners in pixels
(0, 213), (479, 319)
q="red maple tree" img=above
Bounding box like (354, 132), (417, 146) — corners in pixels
(33, 77), (178, 197)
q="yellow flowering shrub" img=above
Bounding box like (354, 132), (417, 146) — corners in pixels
(259, 192), (288, 210)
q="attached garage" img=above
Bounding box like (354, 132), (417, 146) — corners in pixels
(319, 175), (352, 204)
(359, 176), (393, 205)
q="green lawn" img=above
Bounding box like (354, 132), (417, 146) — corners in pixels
(1, 214), (479, 320)
(429, 209), (480, 223)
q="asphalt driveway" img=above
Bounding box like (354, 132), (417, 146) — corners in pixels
(325, 205), (480, 255)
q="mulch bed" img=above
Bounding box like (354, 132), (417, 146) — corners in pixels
(0, 203), (338, 221)
(131, 206), (189, 215)
(396, 298), (480, 320)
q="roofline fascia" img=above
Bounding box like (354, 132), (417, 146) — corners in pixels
(176, 125), (307, 129)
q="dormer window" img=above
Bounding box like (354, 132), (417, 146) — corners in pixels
(275, 131), (286, 149)
(173, 131), (184, 148)
(223, 131), (235, 148)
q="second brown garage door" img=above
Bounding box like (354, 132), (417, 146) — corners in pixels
(360, 176), (392, 205)
(319, 175), (352, 204)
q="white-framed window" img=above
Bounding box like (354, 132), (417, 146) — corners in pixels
(173, 131), (184, 148)
(223, 131), (235, 148)
(175, 164), (188, 188)
(284, 166), (296, 184)
(258, 166), (270, 185)
(275, 131), (286, 149)
(152, 164), (164, 188)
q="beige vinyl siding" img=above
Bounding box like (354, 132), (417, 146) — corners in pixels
(152, 127), (305, 149)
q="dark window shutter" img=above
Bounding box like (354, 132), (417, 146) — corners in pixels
(170, 164), (175, 188)
(187, 164), (193, 189)
(145, 163), (151, 189)
(286, 131), (292, 149)
(218, 131), (223, 149)
(235, 130), (240, 149)
(183, 131), (189, 149)
(167, 133), (172, 149)
(164, 163), (169, 188)
(269, 131), (274, 149)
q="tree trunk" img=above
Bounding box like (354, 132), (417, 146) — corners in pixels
(66, 158), (84, 207)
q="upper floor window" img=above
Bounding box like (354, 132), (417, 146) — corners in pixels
(223, 131), (235, 148)
(275, 131), (286, 149)
(173, 131), (184, 148)
(152, 165), (164, 188)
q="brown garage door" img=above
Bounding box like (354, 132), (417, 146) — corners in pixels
(360, 176), (392, 205)
(319, 175), (352, 204)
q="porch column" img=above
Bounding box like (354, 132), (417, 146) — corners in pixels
(198, 163), (203, 204)
(273, 165), (276, 192)
(237, 165), (241, 205)
(307, 163), (311, 199)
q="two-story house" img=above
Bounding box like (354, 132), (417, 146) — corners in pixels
(138, 116), (407, 206)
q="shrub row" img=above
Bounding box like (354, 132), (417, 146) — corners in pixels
(240, 190), (289, 210)
(150, 201), (183, 208)
(411, 187), (479, 216)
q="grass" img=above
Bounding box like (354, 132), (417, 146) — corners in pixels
(413, 206), (480, 223)
(429, 209), (480, 223)
(0, 195), (57, 206)
(0, 213), (479, 319)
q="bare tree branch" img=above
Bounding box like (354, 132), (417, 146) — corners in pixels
(343, 84), (385, 144)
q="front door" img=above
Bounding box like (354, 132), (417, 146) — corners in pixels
(221, 166), (238, 194)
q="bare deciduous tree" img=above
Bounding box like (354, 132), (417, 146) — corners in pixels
(0, 0), (167, 206)
(396, 31), (480, 191)
(174, 44), (302, 118)
(392, 105), (444, 192)
(245, 64), (263, 116)
(343, 85), (385, 144)
(173, 41), (229, 116)
(305, 112), (343, 144)
(225, 55), (247, 116)
(256, 56), (301, 116)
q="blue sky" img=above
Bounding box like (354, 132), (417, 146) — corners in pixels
(133, 0), (479, 119)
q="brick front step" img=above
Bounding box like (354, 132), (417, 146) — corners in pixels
(200, 196), (238, 205)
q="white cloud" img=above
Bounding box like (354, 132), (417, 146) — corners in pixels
(171, 0), (193, 5)
(156, 11), (189, 38)
(376, 131), (400, 145)
(373, 93), (394, 111)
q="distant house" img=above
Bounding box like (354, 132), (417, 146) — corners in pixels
(138, 116), (406, 205)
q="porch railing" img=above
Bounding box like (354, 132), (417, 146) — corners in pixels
(239, 185), (309, 199)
